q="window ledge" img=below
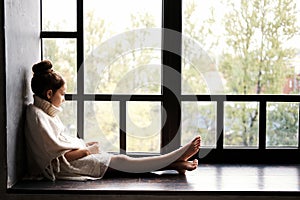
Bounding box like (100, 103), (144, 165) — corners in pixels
(8, 164), (300, 196)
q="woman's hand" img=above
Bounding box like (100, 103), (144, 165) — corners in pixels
(86, 141), (99, 147)
(64, 149), (90, 162)
(86, 142), (100, 154)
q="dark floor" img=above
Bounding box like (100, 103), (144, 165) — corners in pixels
(10, 164), (300, 195)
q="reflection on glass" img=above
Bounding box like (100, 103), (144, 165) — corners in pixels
(84, 101), (119, 152)
(84, 0), (162, 94)
(42, 39), (77, 93)
(59, 101), (77, 137)
(182, 0), (300, 95)
(42, 0), (76, 31)
(126, 102), (161, 153)
(266, 102), (299, 148)
(181, 102), (216, 147)
(224, 102), (259, 148)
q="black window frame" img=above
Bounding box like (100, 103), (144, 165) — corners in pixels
(40, 0), (300, 164)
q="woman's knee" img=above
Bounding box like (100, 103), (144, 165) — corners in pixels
(110, 154), (129, 164)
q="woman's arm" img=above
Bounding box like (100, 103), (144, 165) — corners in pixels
(64, 142), (100, 162)
(64, 143), (100, 162)
(64, 149), (90, 162)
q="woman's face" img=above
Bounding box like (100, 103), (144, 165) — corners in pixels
(49, 84), (66, 108)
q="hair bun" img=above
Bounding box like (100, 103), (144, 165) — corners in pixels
(32, 60), (53, 76)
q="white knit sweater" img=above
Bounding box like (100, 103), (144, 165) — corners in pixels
(25, 96), (111, 181)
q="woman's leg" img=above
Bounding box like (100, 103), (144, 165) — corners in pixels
(107, 136), (201, 174)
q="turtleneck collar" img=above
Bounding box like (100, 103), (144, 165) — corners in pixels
(33, 95), (62, 117)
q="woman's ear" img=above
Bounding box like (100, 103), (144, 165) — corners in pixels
(46, 89), (53, 100)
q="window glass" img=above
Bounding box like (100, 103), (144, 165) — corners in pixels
(59, 101), (77, 137)
(182, 0), (300, 95)
(266, 102), (299, 148)
(84, 0), (162, 94)
(181, 102), (217, 147)
(42, 39), (77, 93)
(126, 102), (161, 153)
(84, 101), (120, 153)
(224, 102), (259, 148)
(40, 0), (300, 159)
(42, 0), (77, 31)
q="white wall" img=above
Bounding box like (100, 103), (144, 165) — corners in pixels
(4, 0), (40, 187)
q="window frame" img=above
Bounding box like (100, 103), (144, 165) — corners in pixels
(40, 0), (300, 164)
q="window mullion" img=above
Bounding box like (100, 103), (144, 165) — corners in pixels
(298, 102), (300, 149)
(77, 0), (84, 138)
(161, 0), (182, 154)
(120, 101), (126, 154)
(216, 100), (224, 150)
(259, 101), (267, 150)
(40, 0), (43, 60)
(40, 32), (78, 38)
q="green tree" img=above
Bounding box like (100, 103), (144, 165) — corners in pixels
(84, 11), (160, 94)
(183, 0), (299, 147)
(182, 102), (216, 147)
(220, 0), (299, 147)
(266, 103), (298, 147)
(182, 0), (219, 94)
(84, 10), (161, 152)
(181, 1), (220, 146)
(224, 102), (259, 147)
(42, 22), (77, 136)
(220, 0), (298, 94)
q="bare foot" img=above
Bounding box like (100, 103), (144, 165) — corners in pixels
(171, 159), (198, 174)
(177, 136), (201, 162)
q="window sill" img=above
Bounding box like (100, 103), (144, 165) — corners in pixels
(8, 164), (300, 196)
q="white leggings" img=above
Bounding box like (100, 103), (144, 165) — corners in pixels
(108, 144), (191, 173)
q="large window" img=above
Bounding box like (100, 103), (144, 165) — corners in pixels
(41, 0), (300, 163)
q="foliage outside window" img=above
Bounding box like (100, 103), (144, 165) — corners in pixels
(42, 0), (300, 153)
(183, 0), (300, 148)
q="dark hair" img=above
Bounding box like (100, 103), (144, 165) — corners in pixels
(31, 60), (65, 100)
